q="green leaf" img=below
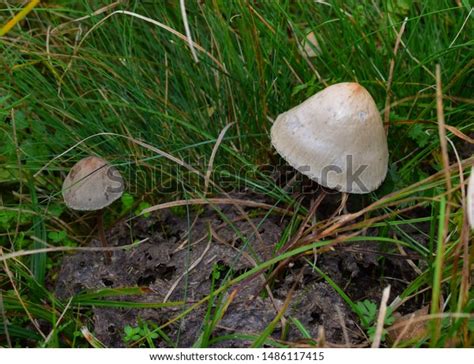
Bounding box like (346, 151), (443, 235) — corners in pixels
(468, 319), (474, 332)
(408, 124), (431, 147)
(121, 193), (134, 211)
(48, 230), (67, 243)
(290, 317), (312, 339)
(368, 326), (389, 343)
(14, 110), (29, 130)
(28, 178), (47, 286)
(48, 204), (64, 218)
(124, 326), (133, 336)
(385, 307), (395, 325)
(355, 300), (378, 328)
(20, 139), (49, 169)
(135, 201), (151, 217)
(387, 0), (412, 15)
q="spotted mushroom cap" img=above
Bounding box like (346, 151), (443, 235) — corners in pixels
(271, 82), (389, 194)
(62, 156), (124, 211)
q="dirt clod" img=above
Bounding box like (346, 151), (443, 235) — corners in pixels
(55, 195), (418, 347)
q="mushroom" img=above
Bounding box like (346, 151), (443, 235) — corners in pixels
(298, 31), (321, 58)
(271, 82), (388, 194)
(468, 166), (474, 230)
(62, 156), (124, 263)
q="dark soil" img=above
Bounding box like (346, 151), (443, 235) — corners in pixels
(55, 192), (420, 347)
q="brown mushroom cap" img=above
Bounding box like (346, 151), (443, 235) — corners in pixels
(271, 82), (389, 194)
(62, 156), (124, 211)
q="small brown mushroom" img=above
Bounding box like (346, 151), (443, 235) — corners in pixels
(271, 82), (388, 194)
(62, 156), (124, 263)
(386, 305), (429, 344)
(298, 31), (321, 58)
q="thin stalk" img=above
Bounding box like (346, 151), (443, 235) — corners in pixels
(97, 209), (111, 264)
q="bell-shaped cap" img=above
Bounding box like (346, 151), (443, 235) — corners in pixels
(271, 82), (388, 193)
(299, 31), (321, 58)
(62, 156), (124, 211)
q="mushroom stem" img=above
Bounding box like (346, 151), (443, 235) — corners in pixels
(97, 209), (111, 264)
(341, 192), (349, 215)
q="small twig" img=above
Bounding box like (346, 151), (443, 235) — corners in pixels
(317, 325), (326, 348)
(299, 156), (474, 245)
(58, 24), (83, 97)
(163, 233), (212, 302)
(0, 247), (46, 339)
(384, 17), (407, 134)
(252, 269), (303, 347)
(204, 123), (234, 195)
(141, 197), (290, 217)
(179, 0), (199, 62)
(80, 327), (105, 348)
(388, 312), (473, 333)
(11, 110), (24, 250)
(46, 25), (51, 62)
(210, 227), (286, 328)
(97, 210), (111, 264)
(444, 124), (474, 144)
(51, 0), (125, 33)
(372, 285), (391, 348)
(76, 10), (226, 72)
(164, 53), (169, 110)
(277, 193), (326, 254)
(247, 4), (275, 33)
(173, 236), (204, 254)
(396, 243), (423, 275)
(445, 121), (470, 341)
(44, 297), (73, 345)
(335, 305), (350, 347)
(34, 132), (200, 178)
(392, 312), (417, 348)
(436, 64), (453, 197)
(0, 291), (11, 347)
(0, 237), (148, 262)
(327, 192), (348, 221)
(449, 8), (473, 48)
(0, 0), (40, 36)
(431, 65), (451, 343)
(264, 194), (326, 286)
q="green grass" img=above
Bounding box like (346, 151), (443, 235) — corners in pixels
(0, 0), (473, 348)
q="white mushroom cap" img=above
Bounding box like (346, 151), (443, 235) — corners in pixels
(62, 156), (124, 211)
(271, 82), (388, 193)
(298, 31), (321, 58)
(468, 166), (474, 230)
